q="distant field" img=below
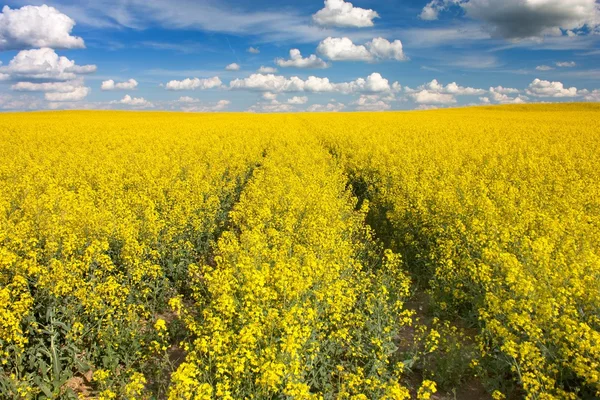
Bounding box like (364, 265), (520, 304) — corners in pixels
(1, 104), (599, 399)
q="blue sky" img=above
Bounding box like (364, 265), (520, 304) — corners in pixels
(0, 0), (599, 112)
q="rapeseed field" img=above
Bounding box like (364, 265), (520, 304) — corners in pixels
(1, 104), (599, 399)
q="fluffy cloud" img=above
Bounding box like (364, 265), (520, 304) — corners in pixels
(101, 79), (138, 90)
(408, 79), (486, 95)
(317, 37), (407, 62)
(229, 72), (394, 94)
(247, 47), (260, 54)
(45, 86), (90, 102)
(489, 87), (528, 104)
(248, 102), (295, 113)
(0, 5), (84, 50)
(0, 93), (41, 110)
(307, 102), (346, 112)
(287, 96), (308, 105)
(165, 76), (223, 90)
(11, 79), (90, 102)
(312, 0), (379, 28)
(178, 96), (199, 103)
(536, 65), (554, 71)
(419, 0), (460, 21)
(420, 0), (599, 39)
(181, 100), (231, 112)
(582, 89), (600, 102)
(257, 66), (277, 73)
(112, 94), (154, 107)
(526, 78), (579, 97)
(353, 94), (391, 111)
(225, 63), (241, 71)
(262, 92), (278, 100)
(0, 48), (96, 80)
(276, 49), (329, 69)
(410, 90), (457, 104)
(556, 61), (576, 67)
(490, 86), (520, 94)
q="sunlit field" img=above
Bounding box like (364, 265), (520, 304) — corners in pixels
(1, 104), (599, 399)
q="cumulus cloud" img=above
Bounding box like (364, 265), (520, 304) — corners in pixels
(317, 37), (407, 62)
(526, 78), (579, 97)
(276, 49), (329, 69)
(181, 99), (231, 112)
(287, 96), (308, 104)
(0, 48), (96, 80)
(0, 5), (84, 50)
(101, 79), (138, 91)
(536, 65), (554, 71)
(353, 94), (391, 111)
(112, 94), (154, 107)
(419, 0), (460, 21)
(45, 86), (90, 102)
(248, 101), (295, 113)
(582, 89), (600, 102)
(307, 102), (346, 112)
(257, 66), (277, 73)
(262, 92), (278, 100)
(489, 87), (528, 104)
(225, 63), (241, 71)
(312, 0), (379, 28)
(247, 47), (260, 54)
(0, 93), (41, 110)
(490, 86), (520, 94)
(229, 72), (393, 94)
(11, 79), (91, 102)
(177, 96), (199, 103)
(407, 79), (486, 95)
(165, 76), (223, 90)
(410, 90), (457, 104)
(556, 61), (576, 67)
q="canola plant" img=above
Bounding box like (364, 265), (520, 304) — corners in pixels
(0, 105), (599, 399)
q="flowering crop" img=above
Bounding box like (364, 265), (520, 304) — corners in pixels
(1, 104), (599, 399)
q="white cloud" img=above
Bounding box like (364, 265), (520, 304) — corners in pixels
(307, 102), (346, 112)
(262, 92), (278, 100)
(317, 37), (407, 62)
(112, 94), (154, 107)
(556, 61), (576, 67)
(181, 99), (231, 112)
(410, 90), (457, 104)
(0, 93), (41, 110)
(0, 48), (96, 81)
(230, 72), (392, 94)
(45, 86), (90, 102)
(312, 0), (379, 28)
(10, 79), (91, 102)
(225, 63), (241, 71)
(257, 66), (277, 73)
(353, 94), (391, 111)
(177, 96), (199, 103)
(536, 65), (554, 71)
(408, 79), (485, 95)
(247, 47), (260, 54)
(489, 87), (528, 104)
(479, 96), (491, 104)
(526, 78), (579, 97)
(101, 79), (138, 90)
(419, 0), (460, 21)
(583, 89), (600, 102)
(0, 5), (84, 50)
(165, 76), (223, 90)
(276, 49), (329, 69)
(287, 96), (308, 105)
(490, 86), (520, 94)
